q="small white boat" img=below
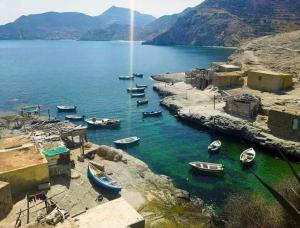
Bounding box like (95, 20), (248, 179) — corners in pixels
(114, 136), (140, 147)
(127, 87), (145, 93)
(208, 140), (221, 152)
(136, 84), (148, 88)
(240, 148), (256, 164)
(133, 73), (143, 78)
(143, 111), (162, 117)
(85, 118), (121, 128)
(189, 162), (224, 173)
(65, 115), (84, 121)
(57, 105), (77, 112)
(131, 93), (145, 98)
(119, 76), (134, 80)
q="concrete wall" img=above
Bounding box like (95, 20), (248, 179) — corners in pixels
(212, 74), (244, 89)
(246, 71), (293, 92)
(0, 181), (12, 219)
(225, 100), (260, 119)
(268, 109), (300, 141)
(0, 162), (49, 197)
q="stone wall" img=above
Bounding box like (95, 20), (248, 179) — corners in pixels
(246, 70), (293, 92)
(268, 108), (300, 141)
(0, 162), (49, 197)
(0, 181), (12, 219)
(212, 72), (244, 89)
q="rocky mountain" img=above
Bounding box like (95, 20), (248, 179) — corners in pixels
(0, 6), (155, 40)
(144, 0), (300, 47)
(139, 11), (187, 41)
(229, 30), (300, 82)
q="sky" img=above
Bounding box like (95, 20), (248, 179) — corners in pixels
(0, 0), (203, 25)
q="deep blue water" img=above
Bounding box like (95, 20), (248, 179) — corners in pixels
(0, 40), (299, 208)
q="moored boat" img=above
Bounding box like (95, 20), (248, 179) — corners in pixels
(119, 76), (134, 80)
(142, 111), (162, 117)
(240, 148), (256, 164)
(189, 161), (224, 173)
(57, 105), (77, 112)
(137, 99), (149, 106)
(114, 136), (140, 147)
(133, 73), (143, 78)
(88, 162), (122, 193)
(208, 140), (222, 152)
(127, 87), (145, 93)
(65, 115), (85, 121)
(85, 118), (121, 128)
(136, 84), (148, 88)
(131, 93), (145, 98)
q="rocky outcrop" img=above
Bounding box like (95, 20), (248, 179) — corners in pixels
(229, 30), (300, 83)
(145, 0), (300, 47)
(155, 84), (300, 159)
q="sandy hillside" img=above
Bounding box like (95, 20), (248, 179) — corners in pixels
(229, 30), (300, 84)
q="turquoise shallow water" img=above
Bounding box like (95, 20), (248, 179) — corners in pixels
(0, 40), (299, 208)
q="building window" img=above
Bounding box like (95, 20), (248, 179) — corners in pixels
(292, 118), (299, 130)
(258, 76), (262, 81)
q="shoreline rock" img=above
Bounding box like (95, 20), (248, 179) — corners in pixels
(154, 83), (300, 160)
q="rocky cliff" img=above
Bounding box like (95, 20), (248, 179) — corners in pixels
(229, 30), (300, 83)
(145, 0), (300, 47)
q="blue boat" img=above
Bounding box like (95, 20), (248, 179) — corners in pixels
(88, 162), (122, 193)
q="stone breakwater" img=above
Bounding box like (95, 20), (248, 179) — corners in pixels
(153, 83), (300, 160)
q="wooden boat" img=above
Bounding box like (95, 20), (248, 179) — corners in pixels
(240, 148), (256, 164)
(85, 118), (121, 128)
(137, 99), (148, 106)
(57, 105), (77, 112)
(114, 136), (140, 147)
(208, 140), (222, 152)
(189, 162), (224, 173)
(127, 87), (145, 93)
(119, 76), (134, 80)
(131, 93), (145, 98)
(142, 111), (162, 117)
(136, 84), (148, 88)
(88, 162), (121, 193)
(133, 73), (143, 78)
(65, 115), (84, 121)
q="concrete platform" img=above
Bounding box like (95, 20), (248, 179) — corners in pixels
(74, 198), (145, 228)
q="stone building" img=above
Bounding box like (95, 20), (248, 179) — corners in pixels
(224, 94), (261, 119)
(0, 181), (12, 219)
(268, 108), (300, 141)
(211, 71), (244, 89)
(245, 70), (293, 92)
(185, 68), (211, 90)
(0, 135), (49, 197)
(211, 62), (242, 72)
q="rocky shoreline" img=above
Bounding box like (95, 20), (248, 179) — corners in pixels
(153, 83), (300, 160)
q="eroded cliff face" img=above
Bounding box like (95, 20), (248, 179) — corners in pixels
(145, 0), (300, 47)
(229, 30), (300, 84)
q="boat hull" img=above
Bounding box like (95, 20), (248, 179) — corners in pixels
(131, 93), (145, 98)
(65, 115), (84, 121)
(137, 100), (148, 106)
(114, 137), (140, 148)
(87, 164), (121, 193)
(119, 76), (134, 80)
(142, 111), (162, 117)
(57, 106), (77, 112)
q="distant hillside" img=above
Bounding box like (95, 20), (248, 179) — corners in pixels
(229, 30), (300, 83)
(145, 0), (300, 47)
(0, 6), (156, 40)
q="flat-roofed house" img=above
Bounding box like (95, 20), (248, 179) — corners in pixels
(0, 135), (49, 197)
(245, 70), (293, 92)
(268, 108), (300, 141)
